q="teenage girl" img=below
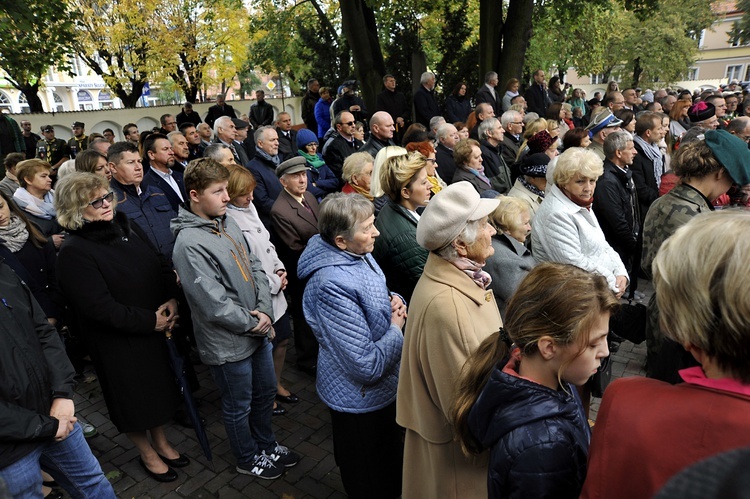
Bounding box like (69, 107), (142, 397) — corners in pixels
(453, 262), (619, 499)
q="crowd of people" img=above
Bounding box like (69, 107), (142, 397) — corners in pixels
(2, 70), (750, 499)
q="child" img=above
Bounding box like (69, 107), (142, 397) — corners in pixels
(452, 262), (618, 499)
(171, 158), (300, 479)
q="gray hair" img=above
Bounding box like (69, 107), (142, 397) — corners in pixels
(500, 110), (522, 129)
(429, 116), (446, 131)
(167, 131), (183, 143)
(523, 113), (539, 125)
(484, 71), (498, 84)
(318, 192), (375, 246)
(478, 117), (500, 141)
(214, 116), (233, 134)
(436, 123), (457, 141)
(342, 152), (374, 183)
(603, 130), (633, 159)
(55, 172), (114, 230)
(420, 71), (435, 86)
(434, 218), (484, 260)
(254, 125), (274, 144)
(203, 143), (231, 161)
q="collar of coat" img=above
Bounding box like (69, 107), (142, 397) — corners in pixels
(421, 252), (494, 306)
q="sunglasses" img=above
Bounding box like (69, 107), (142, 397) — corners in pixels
(342, 121), (355, 126)
(89, 191), (115, 209)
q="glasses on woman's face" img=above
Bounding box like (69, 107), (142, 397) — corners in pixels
(89, 191), (114, 209)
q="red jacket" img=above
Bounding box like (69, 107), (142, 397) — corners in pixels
(581, 375), (750, 499)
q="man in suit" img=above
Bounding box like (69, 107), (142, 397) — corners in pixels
(275, 112), (297, 161)
(524, 69), (551, 116)
(143, 134), (186, 213)
(204, 93), (237, 128)
(413, 71), (441, 127)
(250, 90), (275, 130)
(435, 123), (460, 184)
(232, 118), (254, 164)
(167, 131), (190, 172)
(270, 156), (320, 376)
(247, 126), (283, 228)
(214, 116), (248, 166)
(474, 71), (501, 117)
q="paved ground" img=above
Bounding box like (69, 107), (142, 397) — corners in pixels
(64, 280), (651, 498)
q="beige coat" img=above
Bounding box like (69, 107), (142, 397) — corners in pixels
(397, 252), (503, 498)
(508, 178), (543, 217)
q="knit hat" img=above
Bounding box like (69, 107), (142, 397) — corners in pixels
(688, 102), (715, 123)
(527, 129), (555, 154)
(296, 128), (318, 149)
(520, 153), (551, 177)
(704, 129), (750, 185)
(416, 181), (500, 251)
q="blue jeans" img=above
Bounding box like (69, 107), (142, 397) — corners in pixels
(0, 422), (115, 498)
(210, 340), (277, 466)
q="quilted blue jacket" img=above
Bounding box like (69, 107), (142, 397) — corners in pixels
(298, 235), (403, 413)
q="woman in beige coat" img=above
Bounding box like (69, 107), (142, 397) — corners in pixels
(397, 182), (503, 498)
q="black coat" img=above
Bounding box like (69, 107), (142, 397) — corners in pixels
(57, 213), (179, 432)
(413, 85), (441, 127)
(322, 134), (362, 182)
(452, 168), (493, 195)
(444, 95), (472, 123)
(593, 160), (640, 263)
(435, 143), (458, 185)
(524, 84), (551, 117)
(301, 90), (320, 132)
(377, 89), (410, 122)
(479, 140), (512, 194)
(631, 140), (661, 219)
(249, 101), (275, 129)
(276, 128), (298, 161)
(12, 237), (62, 320)
(176, 110), (202, 127)
(204, 103), (236, 128)
(474, 85), (501, 117)
(468, 361), (590, 499)
(0, 260), (75, 469)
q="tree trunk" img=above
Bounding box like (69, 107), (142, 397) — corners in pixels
(497, 0), (534, 86)
(339, 0), (386, 117)
(114, 80), (146, 109)
(18, 82), (44, 113)
(479, 0), (503, 80)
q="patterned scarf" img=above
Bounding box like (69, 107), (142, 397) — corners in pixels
(0, 213), (29, 252)
(445, 256), (493, 289)
(633, 134), (664, 188)
(255, 146), (280, 167)
(519, 176), (545, 198)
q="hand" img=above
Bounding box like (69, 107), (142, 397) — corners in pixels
(276, 270), (288, 290)
(390, 294), (407, 329)
(249, 310), (273, 335)
(396, 117), (405, 127)
(174, 269), (182, 287)
(615, 275), (629, 299)
(52, 234), (65, 249)
(54, 415), (77, 441)
(50, 398), (75, 420)
(156, 299), (180, 331)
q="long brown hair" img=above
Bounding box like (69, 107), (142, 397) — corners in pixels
(452, 263), (618, 455)
(0, 190), (48, 248)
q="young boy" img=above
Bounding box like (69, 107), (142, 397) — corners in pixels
(171, 158), (300, 479)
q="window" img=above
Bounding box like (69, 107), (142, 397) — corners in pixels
(726, 65), (743, 81)
(744, 65), (750, 82)
(686, 68), (699, 81)
(53, 93), (64, 112)
(590, 73), (607, 85)
(18, 92), (29, 113)
(0, 91), (11, 113)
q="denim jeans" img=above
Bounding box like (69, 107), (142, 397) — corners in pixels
(0, 422), (115, 498)
(210, 340), (277, 466)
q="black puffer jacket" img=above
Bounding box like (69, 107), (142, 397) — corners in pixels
(468, 355), (591, 499)
(0, 260), (75, 469)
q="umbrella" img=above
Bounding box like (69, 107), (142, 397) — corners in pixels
(165, 329), (214, 470)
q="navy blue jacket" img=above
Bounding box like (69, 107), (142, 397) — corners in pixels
(247, 153), (283, 229)
(468, 358), (591, 499)
(143, 168), (186, 212)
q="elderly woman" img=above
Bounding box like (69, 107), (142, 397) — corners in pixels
(532, 147), (628, 297)
(55, 172), (185, 482)
(397, 181), (502, 498)
(297, 193), (406, 499)
(372, 151), (432, 302)
(581, 211), (750, 499)
(74, 149), (112, 181)
(641, 130), (750, 383)
(484, 195), (535, 319)
(225, 165), (297, 416)
(296, 128), (338, 201)
(508, 152), (549, 216)
(452, 139), (493, 194)
(405, 140), (446, 194)
(341, 151), (374, 200)
(12, 159), (64, 248)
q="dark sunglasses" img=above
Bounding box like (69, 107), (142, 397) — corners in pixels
(89, 191), (115, 209)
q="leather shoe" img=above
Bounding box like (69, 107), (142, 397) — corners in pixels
(273, 404), (287, 416)
(276, 393), (300, 404)
(158, 453), (190, 468)
(138, 457), (178, 482)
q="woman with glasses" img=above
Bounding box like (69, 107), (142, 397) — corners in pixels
(405, 140), (446, 195)
(55, 172), (187, 483)
(296, 129), (338, 201)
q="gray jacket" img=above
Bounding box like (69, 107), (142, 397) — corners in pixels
(171, 206), (273, 366)
(484, 233), (535, 319)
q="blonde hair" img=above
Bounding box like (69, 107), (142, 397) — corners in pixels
(55, 172), (115, 230)
(226, 163), (257, 200)
(16, 159), (51, 188)
(379, 151), (427, 202)
(489, 196), (530, 234)
(516, 118), (549, 163)
(553, 147), (604, 186)
(342, 152), (374, 184)
(371, 146), (407, 198)
(453, 262), (619, 455)
(653, 210), (750, 383)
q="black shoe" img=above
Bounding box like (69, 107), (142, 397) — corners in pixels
(275, 393), (300, 404)
(44, 489), (63, 499)
(138, 457), (178, 482)
(273, 405), (287, 416)
(158, 453), (190, 468)
(297, 364), (317, 376)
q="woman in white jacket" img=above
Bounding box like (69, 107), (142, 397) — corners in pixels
(532, 147), (628, 298)
(225, 164), (298, 416)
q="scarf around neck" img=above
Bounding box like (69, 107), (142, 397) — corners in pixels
(13, 188), (56, 220)
(633, 134), (664, 188)
(444, 256), (493, 289)
(298, 149), (326, 169)
(255, 146), (281, 167)
(519, 176), (545, 198)
(0, 213), (29, 252)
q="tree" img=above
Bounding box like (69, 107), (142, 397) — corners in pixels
(70, 0), (156, 108)
(479, 0), (535, 88)
(731, 0), (750, 45)
(0, 0), (74, 112)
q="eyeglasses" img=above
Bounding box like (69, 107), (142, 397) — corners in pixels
(425, 158), (437, 164)
(342, 121), (355, 126)
(89, 191), (114, 209)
